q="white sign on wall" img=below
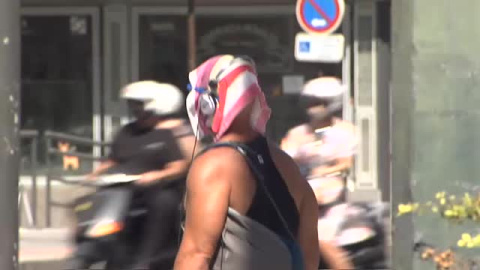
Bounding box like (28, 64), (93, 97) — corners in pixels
(294, 32), (345, 63)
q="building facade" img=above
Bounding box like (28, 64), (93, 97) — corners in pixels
(19, 0), (391, 201)
(391, 0), (480, 269)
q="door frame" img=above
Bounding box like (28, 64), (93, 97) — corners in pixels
(21, 7), (102, 157)
(342, 4), (354, 125)
(351, 0), (382, 201)
(194, 5), (295, 15)
(103, 4), (131, 142)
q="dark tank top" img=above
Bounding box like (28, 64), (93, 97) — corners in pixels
(244, 136), (300, 239)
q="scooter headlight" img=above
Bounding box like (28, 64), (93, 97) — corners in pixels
(86, 219), (124, 238)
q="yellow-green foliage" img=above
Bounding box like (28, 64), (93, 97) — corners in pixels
(398, 192), (480, 248)
(397, 192), (480, 269)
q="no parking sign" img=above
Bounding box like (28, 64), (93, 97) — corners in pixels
(296, 0), (345, 35)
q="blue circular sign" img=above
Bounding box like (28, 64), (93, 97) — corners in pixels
(296, 0), (345, 35)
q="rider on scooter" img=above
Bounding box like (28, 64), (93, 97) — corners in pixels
(281, 76), (358, 269)
(282, 77), (356, 205)
(87, 80), (195, 268)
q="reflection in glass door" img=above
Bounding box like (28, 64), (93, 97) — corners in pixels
(132, 7), (189, 95)
(21, 8), (100, 175)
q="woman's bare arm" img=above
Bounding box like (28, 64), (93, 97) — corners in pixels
(297, 182), (321, 270)
(86, 159), (116, 179)
(312, 156), (353, 177)
(174, 149), (233, 270)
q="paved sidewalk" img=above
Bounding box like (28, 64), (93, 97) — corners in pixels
(19, 228), (73, 263)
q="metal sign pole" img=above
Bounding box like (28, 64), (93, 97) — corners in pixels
(187, 0), (196, 70)
(0, 0), (21, 267)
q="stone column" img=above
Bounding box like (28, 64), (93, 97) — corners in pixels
(392, 0), (480, 269)
(391, 0), (415, 268)
(0, 0), (21, 268)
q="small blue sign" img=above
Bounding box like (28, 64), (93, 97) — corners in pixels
(296, 0), (345, 35)
(299, 41), (311, 53)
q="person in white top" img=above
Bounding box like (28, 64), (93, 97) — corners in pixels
(281, 76), (357, 203)
(281, 76), (358, 269)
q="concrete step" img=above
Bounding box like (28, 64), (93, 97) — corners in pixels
(19, 261), (68, 270)
(19, 228), (71, 241)
(19, 177), (96, 228)
(20, 262), (106, 270)
(19, 228), (73, 264)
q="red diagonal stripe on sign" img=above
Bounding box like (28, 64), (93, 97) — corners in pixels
(307, 0), (334, 25)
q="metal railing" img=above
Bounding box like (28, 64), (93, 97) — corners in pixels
(19, 130), (39, 227)
(44, 130), (110, 227)
(19, 130), (112, 228)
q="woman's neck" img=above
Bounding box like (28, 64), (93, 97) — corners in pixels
(218, 129), (260, 144)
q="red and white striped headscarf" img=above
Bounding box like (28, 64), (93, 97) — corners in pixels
(186, 55), (271, 141)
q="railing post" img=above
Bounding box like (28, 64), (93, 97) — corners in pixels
(187, 0), (196, 70)
(45, 135), (52, 228)
(30, 135), (38, 227)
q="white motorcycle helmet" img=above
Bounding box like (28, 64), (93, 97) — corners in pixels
(121, 80), (183, 117)
(301, 77), (346, 119)
(302, 77), (345, 99)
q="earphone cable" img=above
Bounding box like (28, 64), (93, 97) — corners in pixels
(191, 120), (200, 162)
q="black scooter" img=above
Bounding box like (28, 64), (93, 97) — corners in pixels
(318, 201), (389, 269)
(338, 202), (389, 269)
(67, 174), (170, 270)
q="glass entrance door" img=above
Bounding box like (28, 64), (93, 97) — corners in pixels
(21, 8), (100, 174)
(132, 7), (189, 90)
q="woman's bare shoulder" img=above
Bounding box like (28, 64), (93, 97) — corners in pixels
(189, 146), (250, 182)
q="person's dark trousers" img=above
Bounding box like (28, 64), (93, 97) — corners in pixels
(135, 179), (185, 269)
